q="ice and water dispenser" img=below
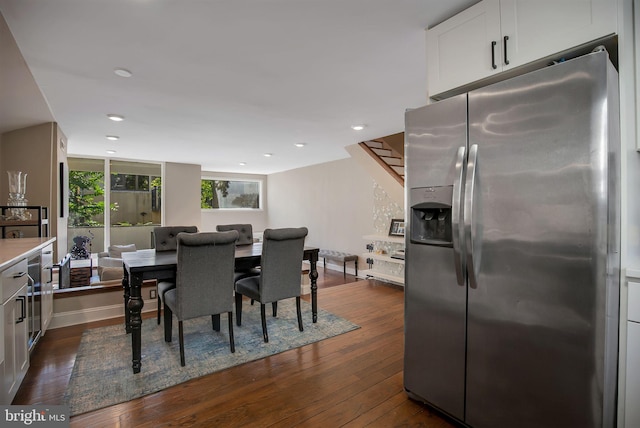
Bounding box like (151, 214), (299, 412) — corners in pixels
(410, 186), (453, 247)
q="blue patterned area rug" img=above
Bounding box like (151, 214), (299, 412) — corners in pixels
(64, 299), (359, 416)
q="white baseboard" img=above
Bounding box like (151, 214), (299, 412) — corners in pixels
(303, 260), (357, 276)
(49, 298), (158, 330)
(49, 274), (314, 329)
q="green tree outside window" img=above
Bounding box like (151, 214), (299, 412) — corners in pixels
(69, 171), (118, 226)
(201, 179), (259, 209)
(201, 180), (230, 208)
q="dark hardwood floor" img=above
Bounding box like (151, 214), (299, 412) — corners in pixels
(15, 269), (455, 427)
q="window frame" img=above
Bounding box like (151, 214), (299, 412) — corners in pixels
(200, 176), (264, 211)
(67, 156), (162, 253)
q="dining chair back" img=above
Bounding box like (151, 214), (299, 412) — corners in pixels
(163, 230), (239, 366)
(216, 224), (254, 245)
(153, 225), (198, 324)
(235, 227), (308, 342)
(216, 223), (259, 280)
(153, 225), (198, 252)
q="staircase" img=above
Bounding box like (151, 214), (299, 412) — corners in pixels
(358, 139), (404, 186)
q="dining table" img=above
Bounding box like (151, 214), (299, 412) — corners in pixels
(121, 243), (319, 373)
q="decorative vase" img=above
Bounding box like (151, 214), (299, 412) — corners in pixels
(6, 171), (31, 220)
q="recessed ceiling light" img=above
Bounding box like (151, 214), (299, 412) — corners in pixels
(106, 150), (117, 154)
(114, 68), (132, 78)
(294, 143), (306, 148)
(239, 162), (247, 166)
(106, 135), (119, 141)
(263, 153), (273, 157)
(351, 124), (366, 131)
(107, 114), (125, 122)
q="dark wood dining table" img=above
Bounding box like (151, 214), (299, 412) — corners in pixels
(121, 243), (319, 374)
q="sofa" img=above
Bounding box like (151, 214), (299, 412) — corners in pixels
(97, 244), (137, 281)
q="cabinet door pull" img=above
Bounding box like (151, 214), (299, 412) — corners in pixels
(13, 271), (27, 279)
(47, 266), (54, 284)
(491, 41), (497, 69)
(16, 296), (26, 323)
(503, 36), (510, 65)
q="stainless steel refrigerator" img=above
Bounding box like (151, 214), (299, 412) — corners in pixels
(404, 50), (620, 428)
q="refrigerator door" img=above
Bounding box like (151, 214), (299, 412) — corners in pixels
(465, 51), (618, 428)
(404, 94), (468, 419)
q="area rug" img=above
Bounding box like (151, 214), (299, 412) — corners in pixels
(64, 299), (359, 416)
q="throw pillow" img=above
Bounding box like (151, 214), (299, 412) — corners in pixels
(98, 266), (124, 281)
(108, 244), (137, 258)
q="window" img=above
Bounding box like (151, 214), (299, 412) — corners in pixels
(68, 158), (107, 227)
(67, 158), (162, 253)
(109, 160), (161, 236)
(201, 179), (261, 209)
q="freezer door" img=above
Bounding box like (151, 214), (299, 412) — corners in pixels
(404, 94), (468, 420)
(465, 51), (619, 428)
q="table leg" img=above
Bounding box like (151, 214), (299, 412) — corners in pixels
(309, 251), (319, 323)
(128, 272), (144, 373)
(122, 269), (131, 333)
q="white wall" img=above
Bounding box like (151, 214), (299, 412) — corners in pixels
(267, 157), (375, 269)
(200, 171), (268, 233)
(617, 0), (639, 424)
(163, 162), (201, 228)
(201, 208), (268, 233)
(622, 0), (640, 265)
(54, 125), (68, 260)
(345, 143), (404, 208)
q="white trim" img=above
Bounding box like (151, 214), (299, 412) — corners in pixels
(48, 299), (157, 330)
(48, 273), (311, 329)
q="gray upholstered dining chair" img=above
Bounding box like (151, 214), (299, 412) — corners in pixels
(153, 225), (199, 251)
(215, 224), (253, 245)
(163, 230), (239, 366)
(153, 225), (198, 325)
(234, 227), (308, 343)
(216, 224), (260, 282)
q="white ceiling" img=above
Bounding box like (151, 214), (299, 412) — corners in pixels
(0, 0), (476, 174)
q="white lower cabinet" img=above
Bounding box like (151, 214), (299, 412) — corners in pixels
(626, 322), (640, 428)
(1, 259), (29, 404)
(626, 281), (640, 428)
(40, 244), (54, 334)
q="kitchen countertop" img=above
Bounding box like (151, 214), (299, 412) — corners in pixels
(0, 237), (56, 270)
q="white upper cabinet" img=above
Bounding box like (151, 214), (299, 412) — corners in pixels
(427, 0), (617, 98)
(427, 0), (502, 97)
(501, 0), (617, 70)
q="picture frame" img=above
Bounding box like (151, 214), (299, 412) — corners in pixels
(388, 219), (405, 237)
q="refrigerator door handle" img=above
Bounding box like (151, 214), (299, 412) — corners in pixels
(464, 144), (481, 289)
(452, 145), (467, 286)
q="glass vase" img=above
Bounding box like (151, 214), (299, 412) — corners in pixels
(6, 171), (31, 220)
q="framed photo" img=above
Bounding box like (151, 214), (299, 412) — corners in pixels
(388, 219), (405, 237)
